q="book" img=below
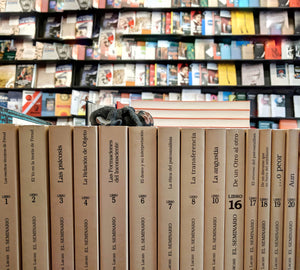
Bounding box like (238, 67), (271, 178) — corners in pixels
(129, 127), (157, 270)
(218, 63), (237, 85)
(73, 126), (99, 269)
(55, 93), (72, 116)
(97, 64), (113, 86)
(242, 63), (265, 86)
(151, 12), (163, 34)
(283, 130), (299, 270)
(22, 90), (42, 117)
(257, 129), (272, 270)
(113, 64), (126, 86)
(293, 95), (300, 117)
(180, 11), (191, 34)
(244, 129), (259, 270)
(271, 94), (286, 117)
(49, 126), (75, 270)
(204, 129), (226, 269)
(281, 39), (295, 60)
(133, 12), (151, 34)
(224, 129), (245, 270)
(0, 124), (20, 270)
(156, 64), (167, 86)
(75, 15), (93, 39)
(207, 63), (218, 85)
(14, 64), (35, 88)
(60, 15), (76, 39)
(269, 130), (285, 270)
(288, 65), (300, 86)
(135, 64), (147, 86)
(44, 17), (61, 38)
(158, 127), (180, 270)
(6, 0), (34, 11)
(18, 125), (50, 270)
(265, 40), (281, 59)
(270, 63), (289, 85)
(54, 64), (72, 88)
(7, 91), (22, 112)
(178, 63), (190, 86)
(257, 94), (271, 117)
(36, 64), (56, 88)
(18, 16), (36, 37)
(0, 65), (15, 88)
(80, 64), (97, 87)
(41, 93), (55, 117)
(99, 126), (128, 270)
(117, 11), (135, 34)
(180, 128), (204, 270)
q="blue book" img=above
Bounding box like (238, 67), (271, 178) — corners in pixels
(41, 93), (55, 117)
(231, 41), (242, 59)
(248, 0), (259, 7)
(238, 0), (249, 6)
(220, 44), (231, 59)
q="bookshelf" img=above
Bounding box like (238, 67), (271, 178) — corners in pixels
(0, 2), (299, 126)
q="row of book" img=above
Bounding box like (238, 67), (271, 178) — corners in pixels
(0, 16), (36, 37)
(42, 10), (299, 40)
(6, 37), (300, 62)
(1, 125), (300, 270)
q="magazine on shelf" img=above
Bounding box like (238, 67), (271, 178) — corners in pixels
(80, 65), (97, 87)
(22, 90), (42, 117)
(18, 16), (36, 37)
(117, 12), (136, 34)
(207, 62), (219, 85)
(242, 63), (265, 86)
(288, 65), (300, 86)
(257, 94), (271, 117)
(113, 64), (126, 86)
(14, 41), (36, 60)
(60, 15), (76, 39)
(270, 63), (289, 85)
(36, 64), (56, 88)
(96, 64), (113, 86)
(270, 94), (286, 117)
(5, 0), (34, 11)
(14, 64), (35, 88)
(75, 15), (93, 39)
(44, 17), (61, 38)
(54, 64), (72, 87)
(99, 29), (116, 59)
(0, 65), (15, 88)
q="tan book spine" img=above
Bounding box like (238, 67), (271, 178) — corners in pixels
(49, 126), (74, 270)
(204, 129), (226, 270)
(283, 130), (299, 270)
(0, 124), (21, 270)
(270, 130), (286, 270)
(99, 126), (128, 270)
(257, 129), (271, 270)
(19, 125), (50, 270)
(158, 127), (180, 270)
(296, 141), (300, 270)
(73, 126), (99, 270)
(180, 128), (205, 270)
(224, 129), (245, 270)
(244, 129), (259, 270)
(129, 127), (157, 270)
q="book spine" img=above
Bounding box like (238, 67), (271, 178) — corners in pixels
(269, 130), (285, 270)
(204, 129), (226, 270)
(99, 126), (128, 270)
(166, 12), (171, 34)
(129, 127), (157, 270)
(19, 125), (50, 270)
(244, 129), (259, 270)
(150, 64), (155, 86)
(283, 130), (299, 270)
(257, 129), (272, 270)
(73, 126), (99, 270)
(0, 124), (21, 270)
(158, 127), (180, 270)
(49, 126), (74, 270)
(180, 128), (204, 270)
(296, 146), (300, 270)
(224, 129), (245, 270)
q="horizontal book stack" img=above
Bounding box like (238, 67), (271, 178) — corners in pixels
(1, 124), (300, 269)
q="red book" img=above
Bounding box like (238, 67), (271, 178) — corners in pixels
(149, 64), (156, 86)
(165, 12), (172, 34)
(265, 40), (281, 60)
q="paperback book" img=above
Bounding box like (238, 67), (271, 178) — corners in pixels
(18, 16), (36, 37)
(270, 63), (289, 85)
(54, 64), (72, 87)
(80, 64), (97, 87)
(14, 64), (35, 88)
(270, 94), (286, 117)
(41, 93), (55, 117)
(242, 63), (265, 85)
(55, 93), (72, 116)
(96, 64), (113, 86)
(75, 15), (93, 39)
(0, 65), (15, 88)
(44, 17), (61, 38)
(21, 90), (42, 117)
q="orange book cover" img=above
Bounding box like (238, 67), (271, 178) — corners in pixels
(0, 124), (21, 270)
(265, 40), (281, 59)
(55, 93), (72, 116)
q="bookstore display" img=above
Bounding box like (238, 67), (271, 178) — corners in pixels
(1, 125), (300, 269)
(0, 0), (298, 127)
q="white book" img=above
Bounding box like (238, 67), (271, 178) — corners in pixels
(271, 94), (286, 117)
(288, 65), (300, 86)
(113, 64), (126, 86)
(281, 39), (295, 60)
(117, 12), (136, 34)
(168, 92), (181, 101)
(70, 90), (81, 115)
(96, 64), (113, 86)
(145, 42), (157, 60)
(242, 63), (265, 86)
(6, 0), (34, 11)
(293, 95), (300, 117)
(270, 63), (289, 85)
(181, 89), (201, 101)
(204, 11), (214, 35)
(135, 64), (146, 86)
(125, 64), (135, 85)
(190, 63), (200, 85)
(257, 94), (271, 117)
(195, 39), (214, 59)
(151, 12), (162, 34)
